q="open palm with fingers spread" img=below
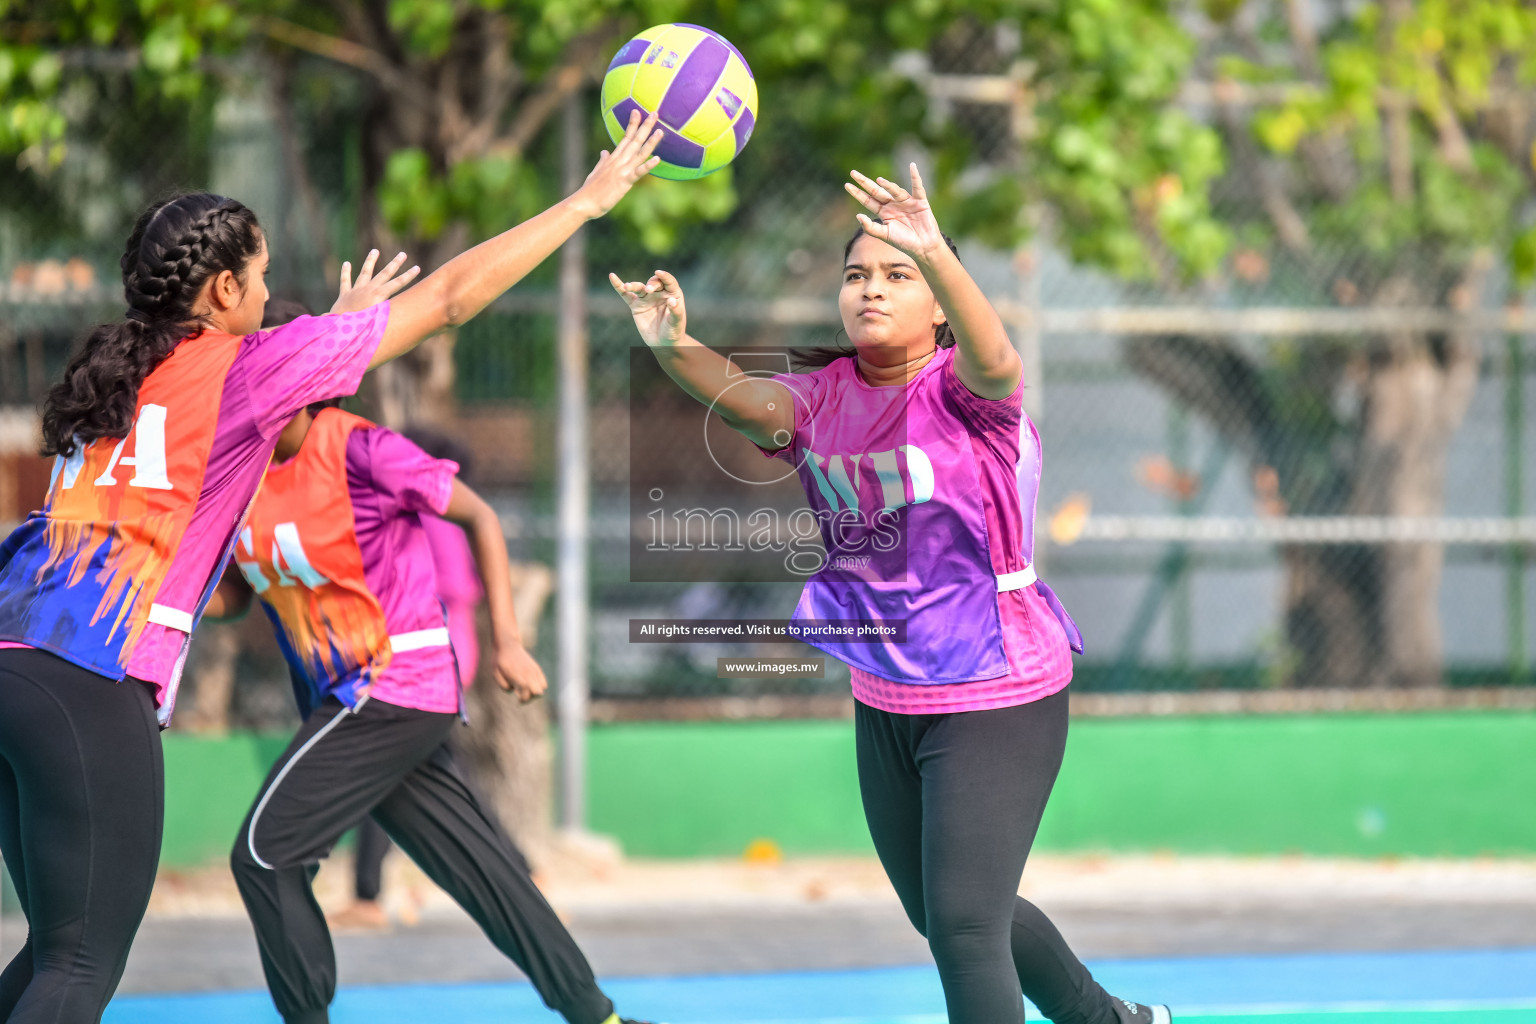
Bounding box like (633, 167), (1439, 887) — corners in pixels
(845, 163), (947, 262)
(331, 248), (421, 314)
(609, 269), (688, 347)
(573, 109), (666, 220)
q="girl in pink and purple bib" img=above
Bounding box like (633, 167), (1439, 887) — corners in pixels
(613, 166), (1171, 1024)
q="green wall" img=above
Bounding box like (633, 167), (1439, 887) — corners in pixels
(161, 710), (1536, 867)
(162, 733), (291, 867)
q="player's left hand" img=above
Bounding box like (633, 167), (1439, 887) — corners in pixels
(331, 248), (421, 314)
(845, 164), (947, 263)
(493, 642), (548, 703)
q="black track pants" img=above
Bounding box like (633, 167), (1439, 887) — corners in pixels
(0, 648), (164, 1024)
(230, 697), (613, 1024)
(855, 688), (1121, 1024)
(351, 817), (390, 902)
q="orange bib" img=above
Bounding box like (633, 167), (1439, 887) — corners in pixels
(237, 408), (391, 710)
(0, 330), (243, 680)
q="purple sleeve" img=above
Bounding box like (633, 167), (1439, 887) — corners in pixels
(241, 303), (390, 438)
(941, 354), (1024, 447)
(751, 373), (816, 461)
(355, 427), (459, 519)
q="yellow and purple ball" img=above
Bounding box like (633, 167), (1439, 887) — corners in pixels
(601, 23), (757, 181)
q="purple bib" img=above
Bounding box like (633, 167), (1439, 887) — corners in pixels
(772, 350), (1008, 683)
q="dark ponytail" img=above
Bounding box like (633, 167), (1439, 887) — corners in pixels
(41, 193), (263, 457)
(791, 225), (962, 371)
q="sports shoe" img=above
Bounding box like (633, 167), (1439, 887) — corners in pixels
(1112, 999), (1172, 1024)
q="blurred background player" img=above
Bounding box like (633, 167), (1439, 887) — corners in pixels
(206, 394), (653, 1024)
(261, 300), (487, 935)
(336, 426), (485, 933)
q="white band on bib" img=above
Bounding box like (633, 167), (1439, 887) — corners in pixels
(995, 565), (1038, 593)
(388, 627), (451, 652)
(147, 603), (194, 632)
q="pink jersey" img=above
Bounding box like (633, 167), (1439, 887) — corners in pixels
(761, 347), (1076, 714)
(130, 308), (389, 706)
(0, 306), (388, 723)
(342, 427), (462, 712)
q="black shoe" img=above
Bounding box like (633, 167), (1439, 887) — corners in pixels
(1112, 1000), (1171, 1024)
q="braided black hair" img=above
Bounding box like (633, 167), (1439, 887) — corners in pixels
(41, 193), (263, 457)
(790, 225), (961, 371)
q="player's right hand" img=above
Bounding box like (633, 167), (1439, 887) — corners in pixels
(609, 269), (687, 347)
(570, 108), (664, 220)
(493, 642), (548, 703)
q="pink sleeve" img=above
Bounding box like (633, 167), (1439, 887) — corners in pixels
(359, 427), (459, 518)
(941, 354), (1024, 449)
(241, 303), (390, 438)
(751, 373), (816, 461)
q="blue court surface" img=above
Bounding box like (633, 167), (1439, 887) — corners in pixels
(104, 947), (1536, 1023)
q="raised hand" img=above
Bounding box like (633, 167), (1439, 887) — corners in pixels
(844, 163), (947, 262)
(331, 249), (421, 314)
(571, 108), (665, 220)
(609, 269), (687, 347)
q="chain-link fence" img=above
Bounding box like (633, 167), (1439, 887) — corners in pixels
(8, 204), (1536, 719)
(448, 290), (1536, 707)
(5, 22), (1536, 724)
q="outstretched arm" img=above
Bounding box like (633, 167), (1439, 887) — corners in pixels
(845, 164), (1021, 400)
(439, 478), (546, 702)
(609, 269), (796, 451)
(361, 110), (665, 370)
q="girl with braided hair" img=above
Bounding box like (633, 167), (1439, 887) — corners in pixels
(0, 110), (666, 1024)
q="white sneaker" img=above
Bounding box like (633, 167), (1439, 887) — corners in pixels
(1114, 998), (1173, 1023)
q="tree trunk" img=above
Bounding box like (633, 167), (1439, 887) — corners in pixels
(1281, 544), (1376, 686)
(361, 213), (468, 428)
(1126, 275), (1482, 688)
(369, 332), (460, 428)
(1280, 278), (1481, 687)
(180, 622), (241, 734)
(454, 562), (557, 863)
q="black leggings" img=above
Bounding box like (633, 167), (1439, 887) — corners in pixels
(0, 648), (164, 1024)
(856, 688), (1120, 1024)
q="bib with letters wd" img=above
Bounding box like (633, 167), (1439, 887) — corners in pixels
(0, 331), (245, 691)
(767, 347), (1081, 684)
(237, 409), (451, 716)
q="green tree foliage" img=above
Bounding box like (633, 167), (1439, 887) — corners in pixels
(1229, 0), (1536, 286)
(2, 0), (1224, 280)
(1124, 0), (1536, 688)
(1018, 1), (1228, 278)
